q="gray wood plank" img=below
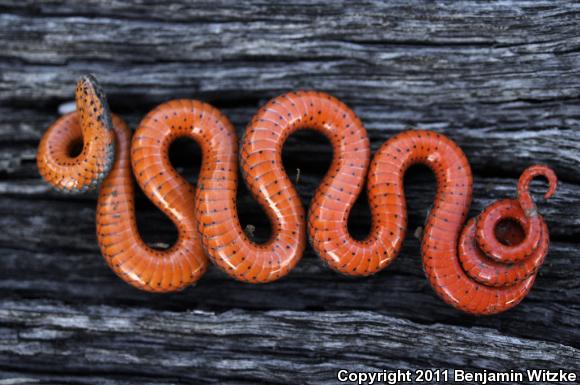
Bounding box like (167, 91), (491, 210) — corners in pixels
(0, 299), (578, 384)
(0, 0), (578, 382)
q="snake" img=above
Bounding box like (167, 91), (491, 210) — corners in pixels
(37, 75), (557, 315)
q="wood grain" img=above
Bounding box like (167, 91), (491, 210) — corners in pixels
(0, 299), (578, 384)
(0, 0), (578, 382)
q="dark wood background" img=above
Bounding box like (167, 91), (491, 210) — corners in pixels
(0, 1), (578, 383)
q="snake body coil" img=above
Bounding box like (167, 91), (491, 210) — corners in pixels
(37, 76), (557, 315)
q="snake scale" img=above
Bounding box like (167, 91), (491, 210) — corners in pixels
(37, 75), (557, 315)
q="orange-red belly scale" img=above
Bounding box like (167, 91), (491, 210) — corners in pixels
(36, 76), (557, 314)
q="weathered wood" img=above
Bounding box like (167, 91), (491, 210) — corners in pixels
(2, 106), (580, 184)
(0, 174), (578, 348)
(1, 2), (580, 182)
(0, 241), (578, 346)
(0, 173), (578, 241)
(0, 299), (578, 385)
(0, 0), (579, 382)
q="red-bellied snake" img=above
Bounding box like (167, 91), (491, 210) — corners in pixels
(37, 75), (557, 315)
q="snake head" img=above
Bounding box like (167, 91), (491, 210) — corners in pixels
(76, 74), (114, 132)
